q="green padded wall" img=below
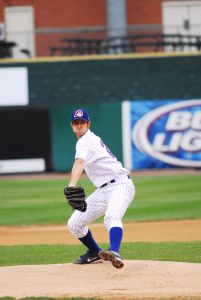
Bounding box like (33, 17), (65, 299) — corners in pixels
(1, 54), (201, 106)
(50, 102), (122, 172)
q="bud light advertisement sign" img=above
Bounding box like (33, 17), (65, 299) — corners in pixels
(131, 99), (201, 169)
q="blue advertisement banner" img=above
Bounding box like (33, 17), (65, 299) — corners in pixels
(130, 99), (201, 169)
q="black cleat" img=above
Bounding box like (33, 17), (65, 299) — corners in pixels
(99, 250), (124, 269)
(73, 250), (101, 264)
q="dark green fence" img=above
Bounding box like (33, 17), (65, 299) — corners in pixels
(1, 53), (201, 107)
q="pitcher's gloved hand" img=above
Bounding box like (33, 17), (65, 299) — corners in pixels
(64, 187), (87, 212)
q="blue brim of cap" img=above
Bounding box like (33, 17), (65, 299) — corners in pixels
(71, 117), (89, 122)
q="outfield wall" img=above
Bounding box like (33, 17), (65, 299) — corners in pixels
(1, 53), (201, 106)
(0, 53), (201, 173)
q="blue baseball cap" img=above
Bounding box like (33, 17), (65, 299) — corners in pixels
(71, 108), (90, 122)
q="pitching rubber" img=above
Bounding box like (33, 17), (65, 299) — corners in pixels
(99, 250), (124, 269)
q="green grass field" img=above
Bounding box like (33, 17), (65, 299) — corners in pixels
(0, 174), (201, 226)
(0, 241), (201, 267)
(0, 173), (201, 266)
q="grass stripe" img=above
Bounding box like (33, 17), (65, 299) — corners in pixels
(0, 241), (200, 267)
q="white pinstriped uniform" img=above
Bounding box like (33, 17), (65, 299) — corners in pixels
(68, 129), (135, 238)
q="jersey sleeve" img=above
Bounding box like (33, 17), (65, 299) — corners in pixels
(75, 137), (90, 161)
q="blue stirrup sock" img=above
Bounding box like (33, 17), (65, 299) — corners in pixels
(79, 229), (101, 253)
(109, 227), (123, 253)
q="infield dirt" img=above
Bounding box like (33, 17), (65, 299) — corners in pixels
(0, 219), (201, 245)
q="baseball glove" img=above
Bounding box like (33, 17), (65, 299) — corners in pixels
(64, 187), (87, 212)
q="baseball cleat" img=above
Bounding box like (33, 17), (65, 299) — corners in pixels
(99, 250), (124, 269)
(73, 250), (101, 264)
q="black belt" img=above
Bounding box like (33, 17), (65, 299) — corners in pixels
(100, 175), (130, 188)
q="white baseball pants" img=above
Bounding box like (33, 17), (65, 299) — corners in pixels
(67, 180), (135, 238)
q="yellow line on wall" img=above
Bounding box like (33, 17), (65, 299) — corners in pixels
(0, 51), (201, 64)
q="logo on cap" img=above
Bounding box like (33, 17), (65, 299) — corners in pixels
(74, 110), (83, 118)
(71, 108), (90, 122)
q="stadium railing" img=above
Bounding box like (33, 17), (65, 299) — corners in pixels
(49, 34), (201, 56)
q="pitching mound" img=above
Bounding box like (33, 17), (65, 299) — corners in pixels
(1, 260), (201, 299)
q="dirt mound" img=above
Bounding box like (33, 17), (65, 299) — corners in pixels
(0, 260), (201, 299)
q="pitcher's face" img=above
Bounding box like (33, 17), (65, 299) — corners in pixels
(71, 120), (91, 139)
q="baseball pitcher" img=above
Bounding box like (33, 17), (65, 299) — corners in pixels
(64, 108), (135, 268)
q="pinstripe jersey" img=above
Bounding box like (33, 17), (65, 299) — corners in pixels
(75, 129), (129, 187)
